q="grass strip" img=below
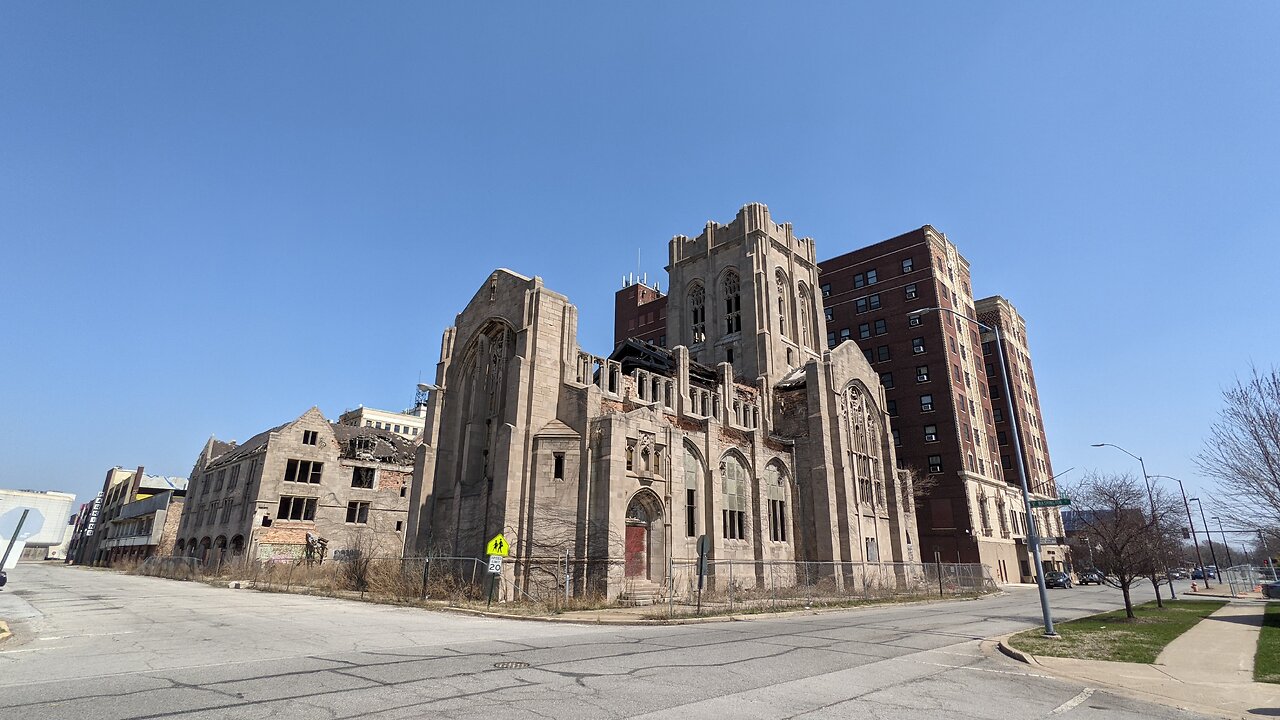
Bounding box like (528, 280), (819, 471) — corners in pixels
(1009, 599), (1227, 664)
(1256, 603), (1280, 684)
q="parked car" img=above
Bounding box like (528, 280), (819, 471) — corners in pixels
(1077, 569), (1105, 585)
(1264, 582), (1280, 600)
(0, 569), (6, 588)
(1044, 571), (1073, 589)
(1191, 567), (1217, 580)
(1169, 569), (1189, 580)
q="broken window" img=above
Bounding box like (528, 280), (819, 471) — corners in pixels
(723, 269), (741, 334)
(228, 465), (240, 492)
(798, 284), (813, 349)
(302, 430), (318, 446)
(351, 466), (375, 489)
(284, 459), (323, 484)
(689, 283), (706, 343)
(277, 496), (317, 521)
(345, 501), (370, 524)
(775, 269), (789, 338)
(721, 454), (748, 541)
(350, 436), (376, 456)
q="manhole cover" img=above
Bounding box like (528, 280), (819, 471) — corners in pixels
(493, 661), (530, 670)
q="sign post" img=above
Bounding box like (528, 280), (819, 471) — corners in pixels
(696, 534), (709, 615)
(485, 534), (508, 609)
(934, 550), (944, 598)
(0, 509), (30, 572)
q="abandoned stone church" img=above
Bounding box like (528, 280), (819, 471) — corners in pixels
(407, 203), (919, 600)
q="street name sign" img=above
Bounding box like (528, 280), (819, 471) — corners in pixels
(1029, 498), (1071, 508)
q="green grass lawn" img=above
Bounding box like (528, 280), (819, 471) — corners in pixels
(1256, 603), (1280, 684)
(1009, 599), (1227, 664)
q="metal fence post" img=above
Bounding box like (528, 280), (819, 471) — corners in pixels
(421, 557), (430, 600)
(729, 561), (734, 611)
(668, 557), (675, 618)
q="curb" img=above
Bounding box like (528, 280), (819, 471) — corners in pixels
(995, 636), (1036, 665)
(437, 591), (1006, 626)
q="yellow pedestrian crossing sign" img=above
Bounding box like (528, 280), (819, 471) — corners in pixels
(486, 534), (509, 557)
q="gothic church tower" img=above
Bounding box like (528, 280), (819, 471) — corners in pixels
(664, 202), (827, 384)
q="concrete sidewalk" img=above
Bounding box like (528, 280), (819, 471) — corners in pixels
(1007, 601), (1279, 719)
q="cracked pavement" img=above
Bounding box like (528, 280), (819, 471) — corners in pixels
(0, 564), (1210, 719)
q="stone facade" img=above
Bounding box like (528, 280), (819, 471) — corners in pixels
(175, 408), (415, 564)
(408, 204), (918, 601)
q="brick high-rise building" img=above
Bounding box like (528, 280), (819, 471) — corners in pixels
(975, 296), (1060, 502)
(818, 227), (1065, 582)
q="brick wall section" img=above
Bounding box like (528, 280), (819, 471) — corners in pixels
(614, 283), (667, 348)
(156, 498), (184, 556)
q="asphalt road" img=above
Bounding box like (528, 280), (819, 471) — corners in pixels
(0, 564), (1208, 720)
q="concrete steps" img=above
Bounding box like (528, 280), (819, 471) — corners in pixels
(620, 579), (662, 606)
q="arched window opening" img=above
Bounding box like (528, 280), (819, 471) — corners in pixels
(798, 283), (813, 350)
(765, 463), (788, 542)
(775, 269), (789, 338)
(723, 270), (741, 334)
(684, 445), (701, 538)
(689, 283), (706, 343)
(721, 454), (748, 540)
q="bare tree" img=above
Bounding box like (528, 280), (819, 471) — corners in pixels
(1196, 366), (1280, 537)
(900, 466), (936, 504)
(1063, 472), (1182, 619)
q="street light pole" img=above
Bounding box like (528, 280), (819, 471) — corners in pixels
(1091, 443), (1177, 600)
(1150, 475), (1206, 589)
(1212, 516), (1236, 567)
(1189, 497), (1220, 579)
(910, 306), (1056, 636)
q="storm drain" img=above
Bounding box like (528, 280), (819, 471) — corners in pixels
(493, 661), (530, 670)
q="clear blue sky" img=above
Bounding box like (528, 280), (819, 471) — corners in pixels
(3, 3), (1277, 515)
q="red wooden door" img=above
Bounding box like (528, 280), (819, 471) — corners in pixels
(625, 525), (647, 577)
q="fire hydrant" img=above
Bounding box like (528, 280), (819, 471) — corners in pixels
(1191, 581), (1198, 593)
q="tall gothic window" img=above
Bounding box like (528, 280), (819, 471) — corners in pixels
(721, 454), (748, 540)
(689, 283), (706, 343)
(723, 270), (741, 334)
(843, 383), (884, 507)
(684, 445), (700, 538)
(765, 462), (788, 542)
(798, 283), (813, 350)
(775, 269), (789, 338)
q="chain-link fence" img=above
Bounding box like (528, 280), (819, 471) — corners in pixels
(137, 554), (495, 602)
(1222, 563), (1279, 596)
(652, 560), (995, 617)
(135, 554), (996, 615)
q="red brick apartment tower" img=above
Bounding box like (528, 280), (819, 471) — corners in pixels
(614, 276), (667, 348)
(818, 227), (1056, 582)
(976, 296), (1067, 570)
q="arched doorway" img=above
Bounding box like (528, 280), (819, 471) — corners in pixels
(624, 491), (662, 579)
